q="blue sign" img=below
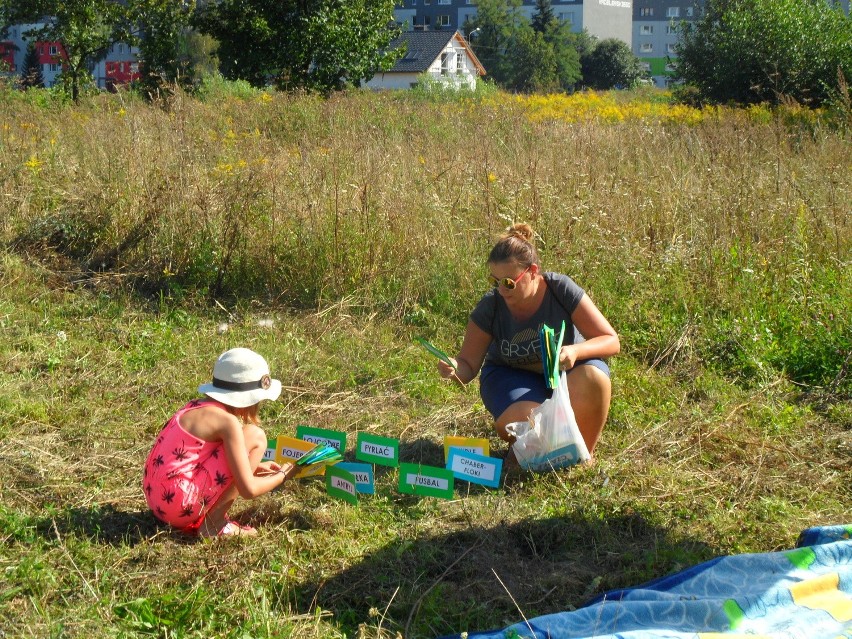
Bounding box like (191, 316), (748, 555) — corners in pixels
(334, 462), (375, 494)
(446, 449), (503, 488)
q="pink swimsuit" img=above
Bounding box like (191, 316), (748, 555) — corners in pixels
(142, 399), (233, 532)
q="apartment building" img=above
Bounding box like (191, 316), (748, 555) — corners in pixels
(1, 22), (139, 89)
(394, 0), (632, 45)
(634, 0), (850, 87)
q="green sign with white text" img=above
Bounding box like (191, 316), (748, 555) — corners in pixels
(355, 432), (399, 467)
(326, 465), (358, 506)
(295, 425), (347, 452)
(398, 463), (454, 499)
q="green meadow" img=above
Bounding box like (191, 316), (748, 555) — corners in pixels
(1, 82), (849, 638)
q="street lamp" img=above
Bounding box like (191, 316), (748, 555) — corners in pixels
(466, 27), (481, 45)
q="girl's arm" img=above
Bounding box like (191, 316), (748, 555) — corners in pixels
(560, 294), (620, 370)
(213, 411), (288, 499)
(438, 320), (492, 385)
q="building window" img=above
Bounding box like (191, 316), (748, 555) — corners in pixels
(685, 7), (693, 17)
(641, 25), (653, 35)
(666, 43), (677, 53)
(438, 0), (451, 4)
(437, 14), (450, 27)
(667, 7), (680, 17)
(49, 45), (58, 55)
(666, 24), (678, 34)
(424, 0), (430, 4)
(558, 12), (574, 24)
(49, 63), (59, 72)
(440, 52), (451, 74)
(640, 7), (653, 16)
(456, 52), (465, 73)
(640, 43), (653, 53)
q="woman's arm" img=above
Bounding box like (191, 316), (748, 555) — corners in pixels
(560, 294), (620, 370)
(438, 320), (493, 385)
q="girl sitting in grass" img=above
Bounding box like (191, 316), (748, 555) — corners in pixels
(142, 348), (295, 537)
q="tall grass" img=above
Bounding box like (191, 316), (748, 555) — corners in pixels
(2, 85), (848, 390)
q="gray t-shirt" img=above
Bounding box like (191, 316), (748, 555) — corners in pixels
(470, 272), (585, 368)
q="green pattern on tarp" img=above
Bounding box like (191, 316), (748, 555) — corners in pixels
(786, 547), (817, 570)
(723, 598), (746, 629)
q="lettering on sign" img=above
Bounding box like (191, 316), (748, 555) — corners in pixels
(598, 0), (631, 7)
(452, 456), (496, 481)
(281, 448), (307, 460)
(406, 474), (449, 491)
(331, 476), (355, 494)
(303, 436), (341, 449)
(353, 472), (370, 483)
(361, 442), (392, 457)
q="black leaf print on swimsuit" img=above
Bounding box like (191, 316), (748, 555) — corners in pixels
(152, 454), (165, 468)
(155, 506), (166, 518)
(181, 505), (194, 518)
(162, 488), (176, 504)
(172, 443), (189, 461)
(214, 470), (229, 486)
(210, 448), (220, 459)
(145, 483), (152, 495)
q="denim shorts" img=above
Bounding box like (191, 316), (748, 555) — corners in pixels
(479, 359), (610, 420)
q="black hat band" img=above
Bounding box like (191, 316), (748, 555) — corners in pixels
(212, 374), (272, 391)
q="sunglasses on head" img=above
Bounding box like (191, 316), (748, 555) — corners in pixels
(488, 265), (531, 290)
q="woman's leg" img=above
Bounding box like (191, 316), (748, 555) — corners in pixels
(198, 424), (267, 537)
(566, 364), (611, 456)
(494, 401), (541, 442)
(488, 362), (611, 455)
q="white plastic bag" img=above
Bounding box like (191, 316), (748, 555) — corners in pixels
(506, 371), (590, 472)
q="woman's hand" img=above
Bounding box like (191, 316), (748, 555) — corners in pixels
(437, 358), (458, 379)
(559, 345), (578, 371)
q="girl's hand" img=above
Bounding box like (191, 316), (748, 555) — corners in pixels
(559, 345), (578, 371)
(255, 461), (280, 476)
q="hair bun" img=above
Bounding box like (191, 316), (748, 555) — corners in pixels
(506, 223), (534, 245)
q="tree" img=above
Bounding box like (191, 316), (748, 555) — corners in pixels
(193, 0), (401, 92)
(530, 0), (555, 34)
(11, 0), (131, 102)
(21, 41), (44, 88)
(506, 25), (559, 93)
(462, 0), (516, 87)
(580, 38), (646, 90)
(465, 0), (580, 92)
(674, 0), (852, 106)
(130, 0), (195, 95)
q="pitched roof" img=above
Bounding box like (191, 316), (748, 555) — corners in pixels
(384, 31), (458, 74)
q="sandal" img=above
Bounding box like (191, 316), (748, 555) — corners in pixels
(217, 517), (257, 537)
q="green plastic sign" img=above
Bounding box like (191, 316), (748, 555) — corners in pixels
(326, 465), (358, 506)
(263, 438), (277, 462)
(355, 432), (399, 467)
(398, 463), (455, 499)
(295, 425), (347, 452)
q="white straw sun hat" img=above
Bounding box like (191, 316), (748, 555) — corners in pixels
(198, 348), (282, 408)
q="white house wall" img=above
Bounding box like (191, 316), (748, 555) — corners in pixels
(366, 39), (480, 90)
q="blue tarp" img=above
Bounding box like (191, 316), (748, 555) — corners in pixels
(442, 525), (852, 639)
